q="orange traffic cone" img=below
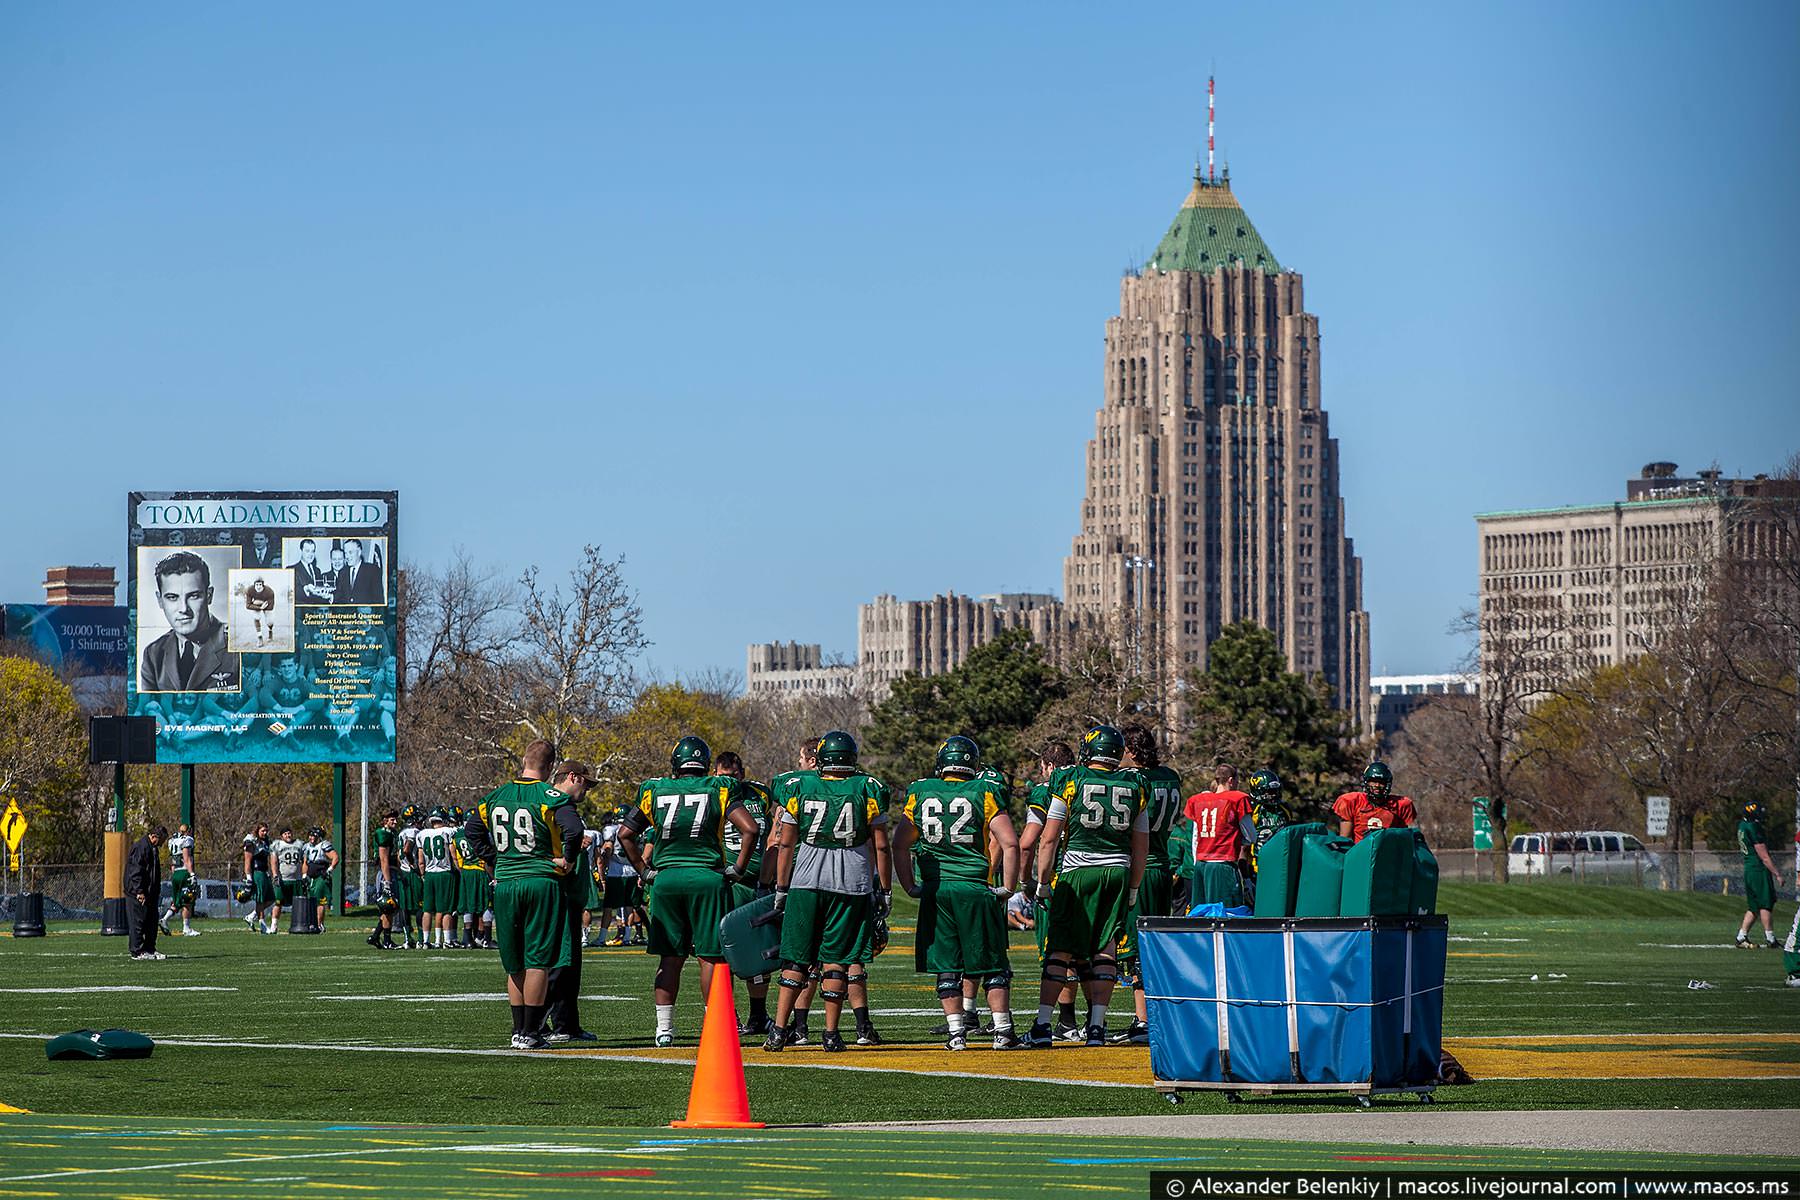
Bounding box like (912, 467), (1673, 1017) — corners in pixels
(670, 964), (765, 1129)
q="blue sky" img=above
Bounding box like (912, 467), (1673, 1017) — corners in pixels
(3, 3), (1796, 682)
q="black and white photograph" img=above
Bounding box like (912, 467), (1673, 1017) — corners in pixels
(284, 535), (387, 606)
(227, 567), (295, 653)
(135, 544), (242, 693)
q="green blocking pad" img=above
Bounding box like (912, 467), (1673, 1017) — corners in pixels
(46, 1029), (155, 1060)
(1294, 834), (1354, 917)
(1251, 822), (1329, 918)
(718, 893), (784, 979)
(1341, 827), (1439, 916)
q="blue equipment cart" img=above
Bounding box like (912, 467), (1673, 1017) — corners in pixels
(1138, 915), (1447, 1104)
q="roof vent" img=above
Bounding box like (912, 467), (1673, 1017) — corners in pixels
(1641, 461), (1678, 479)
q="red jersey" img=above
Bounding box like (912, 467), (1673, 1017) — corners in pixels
(1333, 792), (1417, 844)
(1184, 789), (1253, 862)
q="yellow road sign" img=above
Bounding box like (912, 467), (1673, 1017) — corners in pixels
(1, 802), (26, 852)
(6, 852), (17, 872)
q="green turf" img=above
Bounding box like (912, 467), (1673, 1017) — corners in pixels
(1, 1114), (1794, 1200)
(0, 884), (1795, 1129)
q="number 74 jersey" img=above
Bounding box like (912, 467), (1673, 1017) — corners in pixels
(1046, 764), (1148, 870)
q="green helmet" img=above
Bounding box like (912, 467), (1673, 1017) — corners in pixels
(1081, 725), (1124, 768)
(1246, 768), (1283, 806)
(1363, 761), (1394, 800)
(1744, 800), (1766, 822)
(935, 735), (980, 778)
(816, 730), (859, 772)
(429, 807), (450, 826)
(670, 735), (712, 775)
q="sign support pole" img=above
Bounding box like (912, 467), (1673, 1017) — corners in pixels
(180, 765), (194, 832)
(100, 762), (128, 935)
(332, 764), (346, 915)
(359, 762), (370, 908)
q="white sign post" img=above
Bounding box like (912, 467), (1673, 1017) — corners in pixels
(1646, 795), (1670, 839)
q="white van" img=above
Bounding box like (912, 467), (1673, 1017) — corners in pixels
(1508, 831), (1661, 882)
(156, 877), (238, 919)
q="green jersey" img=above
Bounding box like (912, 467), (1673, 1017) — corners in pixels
(634, 775), (746, 871)
(783, 773), (886, 849)
(452, 829), (486, 873)
(1739, 818), (1769, 871)
(724, 779), (772, 875)
(417, 826), (455, 873)
(903, 776), (1007, 886)
(1046, 763), (1147, 870)
(1132, 765), (1185, 874)
(374, 827), (403, 880)
(478, 779), (575, 881)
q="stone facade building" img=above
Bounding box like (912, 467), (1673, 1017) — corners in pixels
(43, 565), (117, 606)
(1061, 168), (1371, 728)
(857, 592), (1071, 694)
(744, 641), (858, 697)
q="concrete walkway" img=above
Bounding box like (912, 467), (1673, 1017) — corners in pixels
(835, 1109), (1799, 1157)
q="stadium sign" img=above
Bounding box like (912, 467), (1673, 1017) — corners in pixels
(126, 490), (399, 764)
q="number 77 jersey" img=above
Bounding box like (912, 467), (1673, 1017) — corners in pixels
(1046, 764), (1147, 870)
(636, 775), (746, 870)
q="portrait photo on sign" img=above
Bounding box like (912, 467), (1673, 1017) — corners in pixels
(284, 536), (387, 606)
(136, 545), (242, 694)
(227, 568), (294, 653)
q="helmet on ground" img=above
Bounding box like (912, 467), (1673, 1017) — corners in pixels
(935, 735), (980, 779)
(1363, 761), (1394, 800)
(233, 881), (253, 903)
(1246, 769), (1283, 806)
(670, 735), (712, 775)
(871, 914), (889, 957)
(816, 730), (859, 772)
(1081, 725), (1124, 768)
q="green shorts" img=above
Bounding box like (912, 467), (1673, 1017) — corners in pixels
(1045, 866), (1131, 961)
(250, 871), (275, 905)
(423, 871), (457, 913)
(918, 881), (1008, 975)
(1034, 898), (1052, 964)
(585, 873), (602, 913)
(308, 875), (332, 903)
(1190, 860), (1246, 908)
(457, 870), (488, 915)
(1117, 867), (1175, 961)
(602, 876), (642, 909)
(646, 866), (730, 959)
(779, 889), (871, 966)
(1746, 866), (1777, 914)
(402, 871), (423, 911)
(492, 875), (571, 975)
(275, 879), (302, 905)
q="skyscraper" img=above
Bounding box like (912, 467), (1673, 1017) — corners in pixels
(1062, 167), (1371, 727)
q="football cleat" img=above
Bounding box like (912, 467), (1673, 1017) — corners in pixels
(992, 1030), (1023, 1050)
(545, 1032), (571, 1044)
(1786, 974), (1800, 988)
(855, 1025), (884, 1047)
(158, 920), (172, 936)
(945, 1030), (968, 1051)
(761, 1027), (788, 1052)
(132, 951), (167, 961)
(564, 1029), (598, 1041)
(511, 1033), (548, 1050)
(786, 1024), (810, 1047)
(1024, 1021), (1055, 1048)
(1056, 1020), (1084, 1043)
(654, 1032), (675, 1048)
(1110, 1019), (1150, 1045)
(366, 932), (382, 948)
(821, 1030), (847, 1053)
(181, 928), (200, 936)
(1085, 1025), (1108, 1047)
(1736, 937), (1753, 949)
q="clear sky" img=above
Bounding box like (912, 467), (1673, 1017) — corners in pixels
(3, 3), (1797, 682)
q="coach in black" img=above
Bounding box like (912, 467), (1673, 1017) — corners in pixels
(125, 825), (168, 961)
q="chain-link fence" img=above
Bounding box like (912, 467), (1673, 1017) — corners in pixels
(2, 859), (391, 921)
(1436, 848), (1795, 897)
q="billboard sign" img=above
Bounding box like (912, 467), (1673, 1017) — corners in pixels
(2, 604), (129, 709)
(126, 492), (399, 763)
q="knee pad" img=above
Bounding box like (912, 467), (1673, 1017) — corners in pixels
(846, 966), (868, 988)
(1075, 960), (1099, 983)
(935, 972), (963, 1000)
(778, 965), (810, 990)
(1088, 955), (1119, 985)
(1119, 956), (1140, 989)
(819, 968), (849, 1005)
(981, 970), (1013, 992)
(1041, 958), (1076, 986)
(807, 964), (824, 983)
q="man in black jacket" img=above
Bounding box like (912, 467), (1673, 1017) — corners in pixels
(126, 825), (168, 960)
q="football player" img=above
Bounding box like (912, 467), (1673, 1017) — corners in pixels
(159, 822), (200, 937)
(1247, 768), (1291, 873)
(1028, 725), (1147, 1048)
(1333, 762), (1417, 845)
(618, 736), (758, 1047)
(596, 814), (643, 946)
(241, 822), (274, 933)
(245, 575), (276, 646)
(716, 750), (776, 1035)
(268, 824), (306, 933)
(1736, 801), (1783, 949)
(892, 736), (1021, 1050)
(304, 825), (338, 932)
(1115, 724), (1183, 1045)
(418, 810), (458, 949)
(368, 810), (406, 949)
(452, 810), (492, 948)
(543, 765), (599, 1042)
(1184, 764), (1255, 908)
(769, 738), (822, 1043)
(763, 731), (891, 1053)
(398, 806), (425, 948)
(1020, 741), (1081, 1040)
(465, 739), (585, 1050)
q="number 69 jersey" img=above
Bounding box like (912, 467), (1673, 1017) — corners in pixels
(1046, 764), (1148, 870)
(475, 779), (574, 880)
(902, 777), (1006, 886)
(633, 775), (746, 871)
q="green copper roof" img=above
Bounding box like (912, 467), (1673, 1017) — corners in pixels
(1146, 171), (1281, 274)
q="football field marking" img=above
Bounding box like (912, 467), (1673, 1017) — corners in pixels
(0, 986), (237, 994)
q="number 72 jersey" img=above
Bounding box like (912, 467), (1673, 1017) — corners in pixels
(1046, 764), (1147, 870)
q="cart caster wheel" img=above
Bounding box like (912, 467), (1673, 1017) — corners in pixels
(1355, 1095), (1372, 1109)
(1224, 1091), (1241, 1104)
(1418, 1092), (1435, 1104)
(1164, 1093), (1184, 1106)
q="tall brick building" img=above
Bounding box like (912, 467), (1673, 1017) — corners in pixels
(1062, 168), (1371, 727)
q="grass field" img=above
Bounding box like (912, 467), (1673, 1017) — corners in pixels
(0, 883), (1795, 1196)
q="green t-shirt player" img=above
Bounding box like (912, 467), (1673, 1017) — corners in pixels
(1735, 800), (1783, 950)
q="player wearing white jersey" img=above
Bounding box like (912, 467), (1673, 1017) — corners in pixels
(160, 823), (200, 936)
(398, 814), (424, 949)
(304, 827), (338, 932)
(268, 826), (307, 934)
(417, 810), (458, 949)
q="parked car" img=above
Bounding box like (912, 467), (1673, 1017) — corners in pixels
(157, 877), (238, 919)
(0, 894), (99, 922)
(1508, 831), (1661, 882)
